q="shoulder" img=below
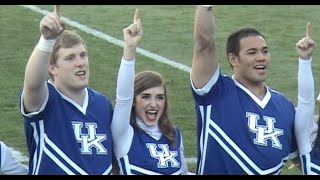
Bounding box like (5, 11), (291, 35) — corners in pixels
(220, 75), (238, 89)
(269, 87), (294, 106)
(269, 87), (290, 100)
(0, 141), (6, 149)
(46, 81), (60, 97)
(88, 88), (111, 101)
(0, 141), (9, 156)
(87, 88), (113, 109)
(173, 127), (182, 136)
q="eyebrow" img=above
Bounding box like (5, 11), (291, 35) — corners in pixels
(245, 46), (268, 52)
(140, 93), (165, 96)
(63, 50), (87, 58)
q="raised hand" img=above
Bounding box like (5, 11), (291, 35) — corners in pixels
(40, 5), (65, 40)
(54, 5), (60, 17)
(123, 9), (143, 49)
(296, 22), (315, 60)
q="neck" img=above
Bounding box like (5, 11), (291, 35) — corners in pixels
(64, 89), (86, 106)
(53, 81), (86, 106)
(233, 76), (266, 101)
(249, 84), (266, 101)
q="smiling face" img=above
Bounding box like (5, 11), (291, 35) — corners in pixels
(233, 36), (270, 85)
(132, 71), (168, 127)
(135, 86), (165, 127)
(226, 28), (270, 88)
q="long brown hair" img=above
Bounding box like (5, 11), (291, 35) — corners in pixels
(130, 70), (176, 148)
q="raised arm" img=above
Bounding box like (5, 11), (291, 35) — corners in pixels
(23, 5), (64, 113)
(191, 5), (218, 89)
(112, 9), (142, 158)
(295, 22), (316, 155)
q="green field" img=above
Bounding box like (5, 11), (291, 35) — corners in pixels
(1, 5), (320, 175)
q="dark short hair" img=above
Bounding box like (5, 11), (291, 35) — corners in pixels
(226, 28), (265, 57)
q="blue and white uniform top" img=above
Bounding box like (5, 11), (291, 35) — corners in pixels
(112, 58), (188, 175)
(190, 66), (297, 175)
(20, 81), (113, 175)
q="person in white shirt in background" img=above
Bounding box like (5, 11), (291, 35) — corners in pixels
(0, 141), (28, 175)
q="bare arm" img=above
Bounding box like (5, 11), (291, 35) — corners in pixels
(191, 5), (218, 89)
(112, 9), (142, 158)
(23, 5), (64, 113)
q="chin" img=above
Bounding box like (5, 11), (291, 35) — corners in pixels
(145, 121), (158, 127)
(75, 83), (88, 90)
(261, 76), (267, 82)
(255, 75), (267, 82)
(79, 80), (89, 87)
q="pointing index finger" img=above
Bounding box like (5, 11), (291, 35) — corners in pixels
(306, 22), (311, 38)
(134, 9), (140, 23)
(54, 5), (60, 17)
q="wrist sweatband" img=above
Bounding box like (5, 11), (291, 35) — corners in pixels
(37, 35), (56, 53)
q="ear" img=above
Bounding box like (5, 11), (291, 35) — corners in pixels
(48, 64), (57, 76)
(228, 53), (239, 67)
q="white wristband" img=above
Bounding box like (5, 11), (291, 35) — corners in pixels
(37, 35), (56, 53)
(201, 5), (213, 7)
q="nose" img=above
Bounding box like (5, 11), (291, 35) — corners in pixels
(75, 55), (86, 66)
(149, 97), (157, 107)
(256, 51), (267, 61)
